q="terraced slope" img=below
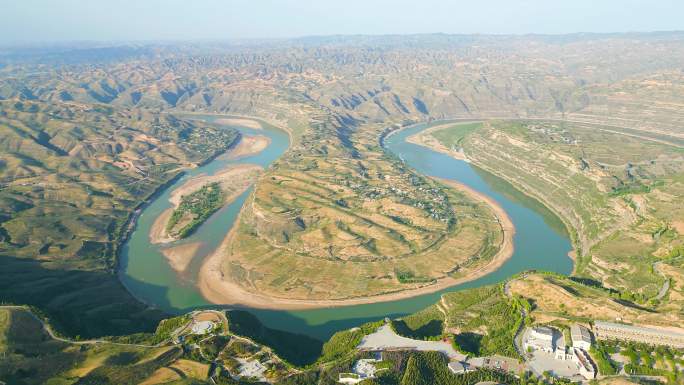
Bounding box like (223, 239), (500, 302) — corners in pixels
(211, 115), (505, 301)
(424, 120), (684, 303)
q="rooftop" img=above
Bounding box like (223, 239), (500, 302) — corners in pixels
(570, 324), (592, 343)
(191, 320), (214, 334)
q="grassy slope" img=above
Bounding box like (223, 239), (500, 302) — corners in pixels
(0, 101), (239, 338)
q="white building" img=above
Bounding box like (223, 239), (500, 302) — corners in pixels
(570, 324), (592, 350)
(448, 361), (473, 374)
(191, 320), (214, 335)
(554, 345), (574, 361)
(339, 358), (380, 384)
(524, 326), (555, 353)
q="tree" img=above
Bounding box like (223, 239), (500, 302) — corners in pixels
(401, 355), (424, 385)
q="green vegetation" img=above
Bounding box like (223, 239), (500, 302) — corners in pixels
(590, 341), (619, 375)
(167, 182), (225, 238)
(0, 100), (239, 339)
(3, 34), (684, 384)
(394, 351), (519, 385)
(0, 307), (186, 385)
(442, 285), (526, 358)
(388, 285), (528, 357)
(434, 119), (684, 303)
(594, 339), (684, 382)
(318, 320), (384, 363)
(430, 122), (483, 148)
(391, 306), (445, 340)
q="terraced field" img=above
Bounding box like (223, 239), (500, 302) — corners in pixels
(221, 140), (505, 300)
(423, 120), (684, 303)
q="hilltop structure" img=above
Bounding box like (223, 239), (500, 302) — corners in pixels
(570, 324), (592, 350)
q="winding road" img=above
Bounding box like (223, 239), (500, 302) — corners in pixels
(0, 305), (185, 348)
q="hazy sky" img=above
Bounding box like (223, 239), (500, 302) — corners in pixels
(1, 0), (683, 43)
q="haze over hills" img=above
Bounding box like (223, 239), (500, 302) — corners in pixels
(1, 32), (684, 384)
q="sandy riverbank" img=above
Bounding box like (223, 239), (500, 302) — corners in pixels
(406, 122), (477, 161)
(160, 242), (203, 273)
(214, 118), (262, 129)
(222, 135), (271, 160)
(197, 178), (515, 310)
(149, 163), (263, 245)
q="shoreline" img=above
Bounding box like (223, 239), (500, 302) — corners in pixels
(396, 118), (581, 273)
(222, 135), (271, 160)
(197, 177), (515, 310)
(149, 163), (263, 245)
(405, 122), (478, 161)
(173, 111), (295, 146)
(148, 132), (268, 245)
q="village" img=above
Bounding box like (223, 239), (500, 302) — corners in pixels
(169, 310), (291, 383)
(178, 311), (684, 384)
(336, 318), (684, 385)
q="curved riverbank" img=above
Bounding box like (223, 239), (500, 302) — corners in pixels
(404, 119), (584, 268)
(197, 177), (515, 309)
(406, 122), (473, 161)
(121, 117), (572, 340)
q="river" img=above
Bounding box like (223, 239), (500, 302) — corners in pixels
(120, 118), (573, 341)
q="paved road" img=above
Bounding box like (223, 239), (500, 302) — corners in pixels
(358, 324), (467, 361)
(653, 262), (670, 301)
(0, 305), (179, 348)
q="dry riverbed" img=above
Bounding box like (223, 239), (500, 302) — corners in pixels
(222, 135), (270, 160)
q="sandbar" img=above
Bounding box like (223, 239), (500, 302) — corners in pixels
(160, 242), (203, 273)
(222, 135), (271, 160)
(149, 163), (263, 245)
(215, 118), (262, 129)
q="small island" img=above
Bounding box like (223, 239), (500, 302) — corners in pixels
(150, 164), (264, 246)
(166, 182), (225, 239)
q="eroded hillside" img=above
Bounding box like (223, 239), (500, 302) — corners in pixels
(1, 33), (684, 333)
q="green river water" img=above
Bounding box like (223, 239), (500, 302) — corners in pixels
(120, 117), (573, 341)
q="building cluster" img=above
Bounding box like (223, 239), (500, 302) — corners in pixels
(523, 324), (596, 380)
(338, 353), (383, 384)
